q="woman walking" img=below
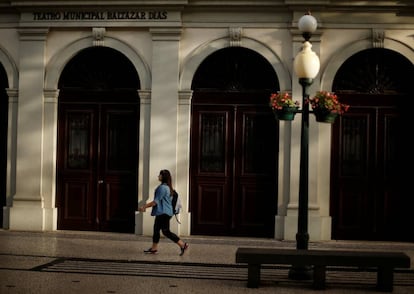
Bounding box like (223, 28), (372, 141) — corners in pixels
(138, 169), (189, 255)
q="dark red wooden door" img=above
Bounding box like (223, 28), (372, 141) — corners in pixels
(190, 93), (278, 237)
(0, 68), (7, 228)
(331, 94), (413, 241)
(57, 101), (138, 233)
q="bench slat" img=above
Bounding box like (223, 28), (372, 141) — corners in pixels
(236, 248), (411, 268)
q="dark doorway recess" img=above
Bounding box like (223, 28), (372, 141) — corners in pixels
(190, 47), (279, 237)
(331, 48), (414, 242)
(0, 64), (8, 228)
(57, 47), (140, 233)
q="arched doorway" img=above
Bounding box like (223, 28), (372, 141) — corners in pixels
(331, 48), (414, 241)
(190, 47), (279, 237)
(0, 64), (8, 228)
(56, 47), (140, 233)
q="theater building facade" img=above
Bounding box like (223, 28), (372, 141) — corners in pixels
(1, 1), (413, 242)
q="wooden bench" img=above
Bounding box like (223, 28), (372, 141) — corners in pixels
(235, 247), (411, 292)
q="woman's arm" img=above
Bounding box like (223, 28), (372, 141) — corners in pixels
(138, 184), (164, 212)
(138, 200), (156, 212)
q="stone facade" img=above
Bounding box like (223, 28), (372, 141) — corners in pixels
(0, 1), (413, 241)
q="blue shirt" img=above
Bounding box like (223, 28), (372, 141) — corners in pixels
(151, 183), (173, 216)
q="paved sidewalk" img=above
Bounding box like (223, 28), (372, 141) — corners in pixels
(0, 230), (413, 293)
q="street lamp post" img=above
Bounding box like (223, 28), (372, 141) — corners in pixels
(288, 12), (320, 280)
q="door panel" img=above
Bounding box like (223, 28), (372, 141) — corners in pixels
(98, 106), (137, 232)
(235, 107), (278, 236)
(191, 107), (232, 235)
(57, 102), (137, 233)
(62, 178), (93, 227)
(331, 109), (375, 239)
(190, 102), (278, 237)
(57, 107), (97, 230)
(331, 94), (413, 241)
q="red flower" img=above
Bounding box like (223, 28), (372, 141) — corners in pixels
(269, 92), (300, 111)
(308, 91), (349, 115)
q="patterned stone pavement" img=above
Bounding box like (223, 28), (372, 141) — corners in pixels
(0, 230), (413, 293)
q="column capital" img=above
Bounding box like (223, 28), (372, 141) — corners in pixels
(178, 90), (193, 105)
(18, 28), (49, 41)
(138, 89), (151, 105)
(150, 27), (182, 41)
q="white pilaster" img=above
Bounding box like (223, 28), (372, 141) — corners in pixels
(3, 88), (18, 229)
(136, 89), (151, 235)
(175, 90), (193, 236)
(308, 35), (332, 241)
(42, 89), (59, 230)
(142, 27), (182, 236)
(9, 28), (48, 231)
(275, 119), (293, 239)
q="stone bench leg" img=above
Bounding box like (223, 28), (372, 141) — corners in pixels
(247, 263), (261, 288)
(377, 267), (393, 292)
(313, 265), (326, 290)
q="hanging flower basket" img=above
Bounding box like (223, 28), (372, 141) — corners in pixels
(273, 107), (299, 121)
(269, 92), (300, 121)
(313, 109), (339, 123)
(308, 91), (349, 124)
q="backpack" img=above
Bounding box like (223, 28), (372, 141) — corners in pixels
(171, 190), (182, 223)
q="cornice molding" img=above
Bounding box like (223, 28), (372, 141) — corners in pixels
(8, 0), (187, 6)
(0, 0), (412, 16)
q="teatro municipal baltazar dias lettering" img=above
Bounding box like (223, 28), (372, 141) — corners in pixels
(32, 11), (168, 21)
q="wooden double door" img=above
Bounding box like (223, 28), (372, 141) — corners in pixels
(57, 96), (138, 233)
(190, 93), (278, 237)
(331, 94), (413, 241)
